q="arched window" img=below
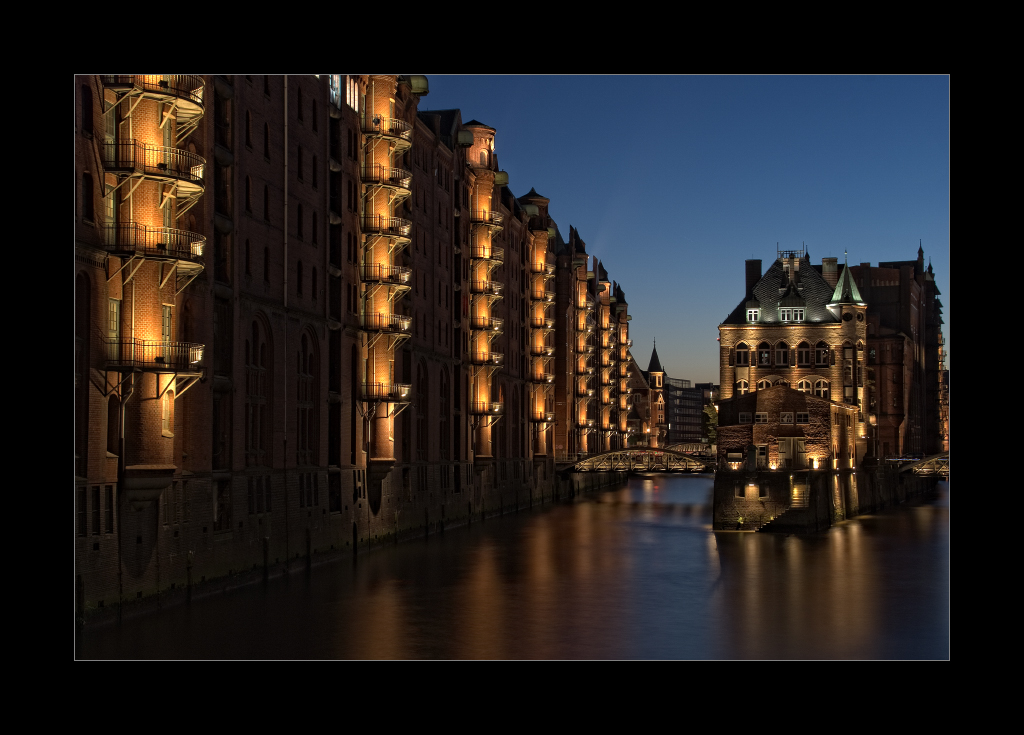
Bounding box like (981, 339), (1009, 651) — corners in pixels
(757, 379), (772, 391)
(776, 341), (789, 366)
(440, 367), (450, 460)
(736, 380), (749, 395)
(246, 319), (271, 466)
(797, 341), (811, 366)
(757, 342), (771, 367)
(797, 379), (812, 393)
(81, 84), (93, 135)
(814, 380), (830, 400)
(83, 172), (94, 222)
(297, 332), (317, 465)
(735, 343), (749, 367)
(815, 341), (830, 366)
(416, 361), (429, 460)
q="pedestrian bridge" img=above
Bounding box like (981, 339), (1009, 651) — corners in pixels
(898, 452), (949, 477)
(573, 448), (711, 473)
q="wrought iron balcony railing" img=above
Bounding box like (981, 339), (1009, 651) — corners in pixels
(530, 262), (556, 275)
(360, 382), (412, 402)
(360, 214), (412, 238)
(106, 339), (204, 372)
(359, 313), (412, 333)
(576, 386), (596, 397)
(469, 210), (504, 228)
(469, 351), (504, 366)
(530, 316), (555, 330)
(529, 411), (555, 423)
(530, 289), (556, 303)
(469, 401), (505, 415)
(530, 372), (555, 384)
(361, 115), (413, 146)
(470, 315), (504, 332)
(103, 140), (205, 191)
(360, 263), (412, 285)
(470, 280), (503, 296)
(576, 418), (596, 428)
(531, 344), (555, 357)
(361, 164), (412, 192)
(101, 75), (204, 110)
(101, 222), (204, 267)
(470, 245), (504, 263)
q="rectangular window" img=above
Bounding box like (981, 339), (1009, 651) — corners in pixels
(105, 486), (114, 532)
(796, 412), (809, 424)
(78, 488), (87, 536)
(91, 486), (100, 535)
(747, 309), (759, 322)
(780, 412), (794, 424)
(794, 308), (804, 321)
(739, 412), (752, 424)
(780, 308), (791, 321)
(755, 412), (768, 424)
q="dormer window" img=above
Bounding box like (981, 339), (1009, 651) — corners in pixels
(747, 308), (759, 323)
(779, 308), (804, 322)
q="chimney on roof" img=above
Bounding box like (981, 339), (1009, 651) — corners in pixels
(745, 260), (762, 297)
(822, 257), (838, 288)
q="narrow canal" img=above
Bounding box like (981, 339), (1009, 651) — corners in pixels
(78, 474), (949, 659)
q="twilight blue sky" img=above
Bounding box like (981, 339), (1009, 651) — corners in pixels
(419, 75), (950, 384)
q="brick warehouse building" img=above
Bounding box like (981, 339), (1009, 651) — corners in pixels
(74, 75), (639, 615)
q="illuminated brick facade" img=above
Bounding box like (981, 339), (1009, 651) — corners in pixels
(75, 75), (640, 616)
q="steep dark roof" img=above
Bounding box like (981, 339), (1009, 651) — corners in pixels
(831, 264), (865, 305)
(723, 257), (840, 325)
(647, 342), (664, 373)
(463, 119), (494, 129)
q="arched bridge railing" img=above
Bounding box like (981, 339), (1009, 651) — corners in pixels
(574, 448), (710, 473)
(897, 453), (949, 477)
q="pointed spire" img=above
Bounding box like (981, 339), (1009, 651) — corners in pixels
(647, 341), (664, 373)
(831, 253), (865, 305)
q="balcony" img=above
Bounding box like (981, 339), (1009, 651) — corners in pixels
(361, 114), (413, 151)
(106, 339), (204, 373)
(529, 411), (555, 423)
(361, 214), (412, 240)
(469, 401), (505, 416)
(576, 418), (596, 429)
(361, 164), (412, 195)
(531, 288), (556, 303)
(576, 386), (596, 398)
(470, 280), (503, 296)
(578, 301), (596, 312)
(360, 263), (412, 285)
(470, 351), (504, 366)
(101, 222), (204, 269)
(470, 315), (504, 332)
(359, 313), (412, 334)
(103, 140), (205, 196)
(101, 75), (204, 119)
(530, 372), (555, 384)
(470, 245), (504, 264)
(531, 344), (555, 357)
(360, 382), (412, 403)
(469, 210), (504, 229)
(530, 262), (556, 275)
(530, 316), (555, 330)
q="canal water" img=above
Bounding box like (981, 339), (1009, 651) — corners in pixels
(78, 474), (949, 659)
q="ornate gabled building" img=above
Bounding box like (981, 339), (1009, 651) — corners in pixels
(718, 247), (869, 465)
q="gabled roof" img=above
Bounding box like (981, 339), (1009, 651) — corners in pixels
(723, 257), (839, 325)
(463, 119), (494, 130)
